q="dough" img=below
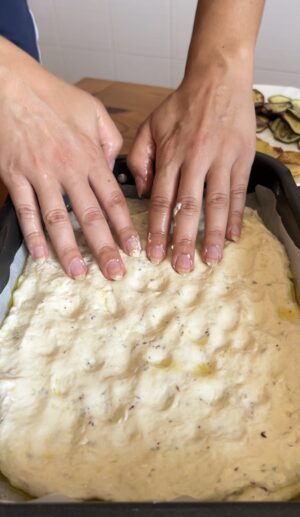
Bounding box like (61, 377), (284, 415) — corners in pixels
(0, 200), (300, 501)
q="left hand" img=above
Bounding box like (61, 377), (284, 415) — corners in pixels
(127, 73), (256, 273)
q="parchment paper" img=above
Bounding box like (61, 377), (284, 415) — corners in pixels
(0, 187), (300, 503)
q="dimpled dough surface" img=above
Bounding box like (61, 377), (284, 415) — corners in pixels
(1, 200), (300, 501)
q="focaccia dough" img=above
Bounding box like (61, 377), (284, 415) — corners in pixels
(1, 200), (300, 501)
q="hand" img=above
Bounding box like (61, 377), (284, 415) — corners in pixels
(128, 72), (256, 273)
(0, 54), (140, 280)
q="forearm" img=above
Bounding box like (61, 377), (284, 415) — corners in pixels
(0, 36), (67, 102)
(184, 0), (265, 84)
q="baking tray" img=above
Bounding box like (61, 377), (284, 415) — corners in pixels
(1, 152), (300, 516)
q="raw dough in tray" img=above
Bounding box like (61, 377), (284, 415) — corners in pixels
(1, 200), (300, 501)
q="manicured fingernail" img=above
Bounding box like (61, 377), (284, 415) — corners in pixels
(135, 177), (144, 198)
(229, 224), (240, 242)
(106, 259), (124, 280)
(148, 244), (164, 264)
(32, 246), (46, 262)
(69, 257), (86, 279)
(204, 245), (221, 267)
(126, 235), (142, 257)
(174, 254), (192, 274)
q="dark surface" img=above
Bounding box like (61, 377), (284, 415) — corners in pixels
(1, 152), (300, 515)
(1, 502), (300, 517)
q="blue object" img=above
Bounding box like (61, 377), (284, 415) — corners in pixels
(0, 0), (39, 60)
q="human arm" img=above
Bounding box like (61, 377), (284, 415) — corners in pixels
(128, 0), (265, 272)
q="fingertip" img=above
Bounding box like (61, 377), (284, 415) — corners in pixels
(69, 257), (87, 279)
(105, 258), (126, 281)
(135, 177), (145, 198)
(226, 224), (241, 242)
(202, 244), (222, 267)
(31, 244), (48, 262)
(172, 252), (193, 275)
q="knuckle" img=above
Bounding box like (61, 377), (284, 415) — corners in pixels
(82, 207), (104, 225)
(96, 245), (117, 260)
(230, 209), (243, 219)
(178, 196), (200, 216)
(206, 192), (229, 209)
(151, 195), (171, 213)
(148, 230), (166, 241)
(106, 190), (126, 210)
(175, 237), (193, 248)
(119, 225), (136, 238)
(44, 208), (68, 226)
(25, 230), (42, 240)
(59, 245), (79, 259)
(230, 184), (247, 199)
(16, 204), (37, 221)
(205, 228), (224, 240)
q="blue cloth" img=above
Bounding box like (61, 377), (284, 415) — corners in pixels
(0, 0), (39, 60)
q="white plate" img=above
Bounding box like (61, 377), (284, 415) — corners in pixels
(254, 84), (300, 186)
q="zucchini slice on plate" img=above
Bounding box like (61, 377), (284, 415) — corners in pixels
(269, 118), (300, 144)
(256, 115), (269, 132)
(263, 101), (292, 115)
(283, 109), (300, 135)
(253, 88), (264, 107)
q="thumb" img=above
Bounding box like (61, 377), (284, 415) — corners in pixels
(95, 100), (123, 170)
(127, 119), (155, 198)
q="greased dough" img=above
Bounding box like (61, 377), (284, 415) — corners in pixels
(1, 200), (300, 501)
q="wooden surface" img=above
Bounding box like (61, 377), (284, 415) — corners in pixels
(0, 78), (172, 206)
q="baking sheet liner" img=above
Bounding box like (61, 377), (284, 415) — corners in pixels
(1, 186), (300, 503)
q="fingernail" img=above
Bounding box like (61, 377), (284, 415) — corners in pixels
(32, 246), (46, 262)
(174, 254), (192, 274)
(228, 224), (240, 242)
(204, 245), (222, 267)
(126, 235), (142, 257)
(69, 257), (87, 279)
(135, 177), (144, 198)
(106, 259), (124, 280)
(148, 244), (164, 264)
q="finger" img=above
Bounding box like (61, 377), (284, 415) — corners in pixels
(225, 159), (251, 242)
(201, 164), (231, 266)
(95, 100), (123, 169)
(66, 177), (127, 281)
(36, 180), (87, 279)
(127, 119), (155, 198)
(146, 153), (180, 264)
(171, 158), (207, 274)
(88, 157), (141, 259)
(8, 176), (48, 261)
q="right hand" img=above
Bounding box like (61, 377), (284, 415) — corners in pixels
(0, 45), (140, 281)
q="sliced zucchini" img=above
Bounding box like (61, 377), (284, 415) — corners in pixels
(263, 101), (291, 115)
(268, 94), (291, 103)
(256, 115), (269, 132)
(283, 110), (300, 135)
(291, 99), (300, 117)
(252, 88), (264, 107)
(269, 118), (300, 143)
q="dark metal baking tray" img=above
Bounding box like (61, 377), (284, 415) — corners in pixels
(1, 152), (300, 515)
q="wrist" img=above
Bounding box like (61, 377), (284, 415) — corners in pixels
(182, 46), (254, 92)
